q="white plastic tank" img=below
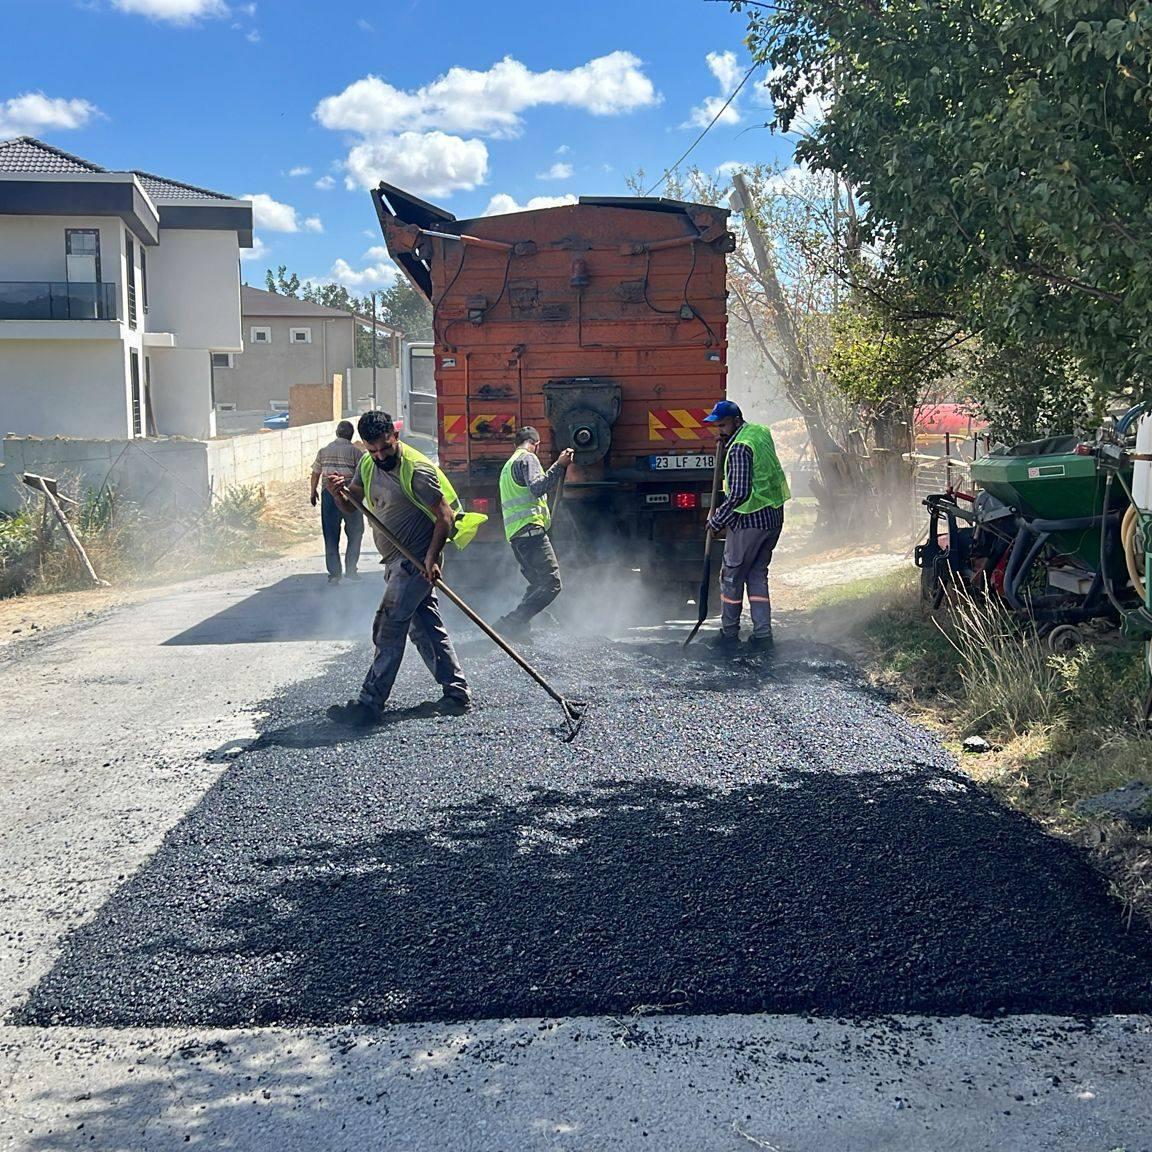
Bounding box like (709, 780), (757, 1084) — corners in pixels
(1134, 412), (1152, 512)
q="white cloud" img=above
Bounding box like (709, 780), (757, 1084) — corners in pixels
(111, 0), (229, 23)
(316, 52), (657, 139)
(315, 174), (336, 190)
(343, 131), (489, 197)
(329, 257), (399, 289)
(685, 51), (745, 129)
(537, 161), (573, 181)
(241, 192), (314, 233)
(316, 52), (657, 201)
(0, 93), (101, 137)
(288, 165), (311, 177)
(241, 234), (269, 263)
(556, 144), (570, 155)
(246, 28), (260, 42)
(362, 245), (390, 261)
(357, 17), (374, 31)
(484, 193), (578, 216)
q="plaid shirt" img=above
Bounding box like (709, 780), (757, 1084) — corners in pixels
(511, 451), (564, 497)
(311, 437), (363, 480)
(709, 442), (786, 532)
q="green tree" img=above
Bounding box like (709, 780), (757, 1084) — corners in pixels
(264, 265), (300, 297)
(733, 0), (1152, 421)
(375, 279), (433, 341)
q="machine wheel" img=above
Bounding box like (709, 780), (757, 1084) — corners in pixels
(1045, 624), (1084, 654)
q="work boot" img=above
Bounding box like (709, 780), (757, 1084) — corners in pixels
(327, 574), (341, 585)
(495, 614), (530, 640)
(708, 631), (741, 652)
(345, 570), (362, 582)
(435, 693), (473, 716)
(326, 699), (380, 727)
(746, 633), (775, 654)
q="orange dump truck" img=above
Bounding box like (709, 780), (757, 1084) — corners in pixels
(372, 182), (735, 588)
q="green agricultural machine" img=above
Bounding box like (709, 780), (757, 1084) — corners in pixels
(916, 407), (1152, 685)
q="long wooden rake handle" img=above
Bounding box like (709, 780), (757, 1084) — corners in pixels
(338, 484), (585, 738)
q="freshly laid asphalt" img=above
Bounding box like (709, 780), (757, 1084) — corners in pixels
(13, 579), (1152, 1030)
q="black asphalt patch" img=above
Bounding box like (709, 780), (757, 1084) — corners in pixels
(13, 630), (1152, 1026)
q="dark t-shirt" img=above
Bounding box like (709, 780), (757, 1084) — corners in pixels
(365, 461), (443, 563)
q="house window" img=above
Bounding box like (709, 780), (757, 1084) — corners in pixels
(211, 353), (234, 369)
(140, 247), (149, 314)
(250, 326), (271, 344)
(290, 327), (312, 344)
(268, 400), (290, 412)
(214, 402), (237, 412)
(126, 236), (137, 329)
(130, 351), (143, 437)
(65, 229), (101, 282)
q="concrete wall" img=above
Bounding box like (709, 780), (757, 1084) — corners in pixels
(345, 366), (401, 416)
(205, 420), (337, 493)
(147, 229), (242, 351)
(0, 434), (210, 513)
(0, 214), (124, 287)
(0, 340), (130, 438)
(212, 315), (355, 413)
(0, 420), (337, 513)
(148, 347), (215, 440)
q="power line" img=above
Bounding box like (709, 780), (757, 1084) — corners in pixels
(644, 62), (762, 197)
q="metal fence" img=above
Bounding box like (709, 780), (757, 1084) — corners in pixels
(909, 432), (991, 524)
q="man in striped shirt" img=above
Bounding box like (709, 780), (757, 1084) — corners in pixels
(704, 400), (790, 652)
(309, 421), (364, 584)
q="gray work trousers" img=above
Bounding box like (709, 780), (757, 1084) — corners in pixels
(507, 527), (563, 623)
(359, 559), (470, 709)
(720, 517), (784, 638)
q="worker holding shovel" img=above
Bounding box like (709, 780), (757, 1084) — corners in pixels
(702, 400), (790, 653)
(495, 426), (575, 639)
(324, 410), (486, 727)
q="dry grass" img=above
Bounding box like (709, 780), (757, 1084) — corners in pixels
(3, 481), (305, 599)
(937, 583), (1061, 738)
(801, 569), (1152, 926)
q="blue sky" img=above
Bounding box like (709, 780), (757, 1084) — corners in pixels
(1, 0), (797, 292)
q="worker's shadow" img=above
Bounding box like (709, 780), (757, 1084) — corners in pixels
(251, 701), (454, 750)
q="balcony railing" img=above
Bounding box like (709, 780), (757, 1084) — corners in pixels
(0, 281), (119, 321)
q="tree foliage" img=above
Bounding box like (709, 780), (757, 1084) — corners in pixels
(734, 0), (1152, 419)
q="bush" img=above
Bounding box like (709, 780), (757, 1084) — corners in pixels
(209, 484), (266, 532)
(0, 510), (39, 598)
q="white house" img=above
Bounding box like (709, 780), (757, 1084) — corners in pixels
(0, 136), (253, 441)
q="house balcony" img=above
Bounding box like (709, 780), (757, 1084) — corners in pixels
(0, 281), (119, 322)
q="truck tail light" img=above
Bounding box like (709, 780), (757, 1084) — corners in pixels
(472, 497), (490, 514)
(673, 491), (698, 510)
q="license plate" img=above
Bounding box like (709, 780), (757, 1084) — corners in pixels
(650, 454), (715, 470)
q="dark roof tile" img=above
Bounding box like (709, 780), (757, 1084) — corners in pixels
(0, 136), (105, 174)
(133, 171), (235, 202)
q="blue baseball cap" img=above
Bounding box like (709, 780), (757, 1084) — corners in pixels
(703, 399), (743, 423)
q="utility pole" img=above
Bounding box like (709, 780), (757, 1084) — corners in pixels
(370, 291), (378, 409)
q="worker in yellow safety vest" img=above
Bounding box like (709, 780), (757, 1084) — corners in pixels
(324, 410), (487, 727)
(703, 399), (790, 653)
(495, 426), (574, 637)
